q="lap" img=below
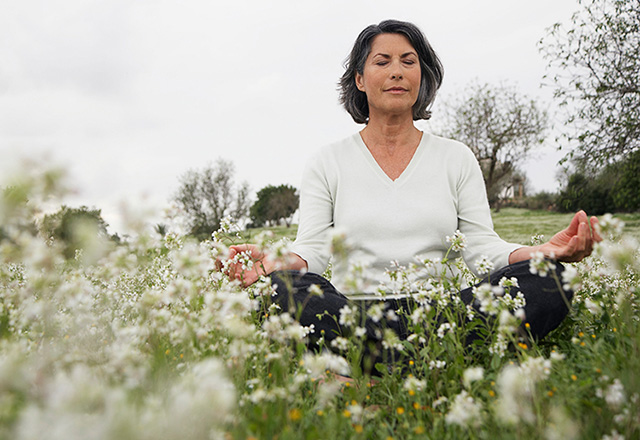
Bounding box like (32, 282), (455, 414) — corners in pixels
(269, 259), (571, 342)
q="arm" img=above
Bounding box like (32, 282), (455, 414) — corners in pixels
(508, 211), (602, 264)
(226, 149), (334, 287)
(454, 145), (522, 274)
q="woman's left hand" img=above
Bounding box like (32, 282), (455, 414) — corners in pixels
(509, 211), (603, 264)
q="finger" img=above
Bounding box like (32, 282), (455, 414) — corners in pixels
(229, 244), (247, 254)
(590, 216), (603, 242)
(242, 273), (259, 287)
(566, 211), (584, 236)
(578, 221), (589, 246)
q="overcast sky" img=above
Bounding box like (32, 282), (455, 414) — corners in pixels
(0, 0), (581, 233)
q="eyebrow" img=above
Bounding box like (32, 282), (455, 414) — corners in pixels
(371, 51), (418, 58)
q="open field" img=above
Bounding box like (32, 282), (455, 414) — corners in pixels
(2, 190), (639, 439)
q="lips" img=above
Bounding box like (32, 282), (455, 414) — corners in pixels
(385, 87), (408, 93)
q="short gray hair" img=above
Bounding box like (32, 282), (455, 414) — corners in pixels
(339, 20), (444, 124)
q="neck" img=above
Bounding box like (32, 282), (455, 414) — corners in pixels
(361, 112), (420, 150)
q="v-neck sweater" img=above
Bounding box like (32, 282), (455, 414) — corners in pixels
(290, 132), (522, 299)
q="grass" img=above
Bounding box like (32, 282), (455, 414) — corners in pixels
(245, 209), (640, 245)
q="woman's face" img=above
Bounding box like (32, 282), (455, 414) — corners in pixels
(355, 33), (421, 119)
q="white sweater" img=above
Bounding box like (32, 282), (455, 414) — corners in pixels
(290, 132), (522, 299)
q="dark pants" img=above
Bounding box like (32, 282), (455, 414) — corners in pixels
(268, 260), (572, 374)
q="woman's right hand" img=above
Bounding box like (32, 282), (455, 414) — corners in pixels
(226, 244), (308, 287)
(227, 244), (273, 287)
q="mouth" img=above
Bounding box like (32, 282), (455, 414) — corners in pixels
(385, 87), (408, 93)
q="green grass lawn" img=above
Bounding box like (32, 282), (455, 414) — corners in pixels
(245, 209), (640, 245)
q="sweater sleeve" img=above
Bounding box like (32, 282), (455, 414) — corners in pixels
(289, 151), (334, 274)
(456, 147), (522, 276)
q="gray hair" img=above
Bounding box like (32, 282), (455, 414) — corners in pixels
(339, 19), (444, 124)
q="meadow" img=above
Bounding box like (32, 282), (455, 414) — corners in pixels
(1, 170), (639, 440)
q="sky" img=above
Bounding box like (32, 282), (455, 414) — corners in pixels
(0, 0), (582, 234)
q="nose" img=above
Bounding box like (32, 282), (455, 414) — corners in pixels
(390, 60), (403, 80)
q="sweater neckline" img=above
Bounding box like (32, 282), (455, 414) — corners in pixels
(353, 132), (428, 187)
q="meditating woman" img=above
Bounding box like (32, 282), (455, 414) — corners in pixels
(226, 19), (601, 372)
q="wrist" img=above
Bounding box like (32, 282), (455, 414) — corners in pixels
(509, 244), (545, 264)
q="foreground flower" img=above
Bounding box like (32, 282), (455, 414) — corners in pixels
(529, 251), (556, 277)
(446, 230), (467, 252)
(463, 367), (484, 388)
(445, 390), (482, 428)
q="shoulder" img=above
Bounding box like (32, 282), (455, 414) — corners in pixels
(316, 133), (360, 156)
(301, 133), (360, 183)
(423, 133), (476, 159)
(305, 133), (362, 168)
(421, 133), (479, 176)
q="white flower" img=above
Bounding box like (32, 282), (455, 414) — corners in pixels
(463, 367), (484, 388)
(602, 429), (625, 440)
(385, 309), (399, 322)
(597, 213), (625, 237)
(585, 298), (603, 315)
(605, 379), (626, 409)
(346, 403), (364, 423)
(338, 304), (358, 328)
(561, 264), (582, 291)
(499, 276), (519, 289)
(530, 234), (545, 245)
(381, 329), (404, 352)
(308, 283), (324, 297)
(529, 251), (556, 277)
(432, 396), (448, 409)
(366, 303), (385, 323)
(445, 390), (482, 428)
(403, 376), (427, 392)
(474, 255), (494, 275)
(520, 356), (552, 382)
(437, 322), (456, 338)
(330, 337), (350, 352)
(410, 306), (428, 325)
(446, 230), (467, 252)
(303, 352), (350, 377)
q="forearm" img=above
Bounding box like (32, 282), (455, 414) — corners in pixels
(508, 244), (547, 264)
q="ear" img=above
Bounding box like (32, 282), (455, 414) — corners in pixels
(355, 72), (365, 92)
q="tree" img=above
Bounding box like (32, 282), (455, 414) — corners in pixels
(173, 159), (250, 241)
(249, 184), (299, 228)
(439, 81), (548, 208)
(612, 149), (640, 212)
(540, 0), (640, 165)
(40, 205), (112, 259)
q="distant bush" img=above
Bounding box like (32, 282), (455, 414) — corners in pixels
(557, 150), (640, 214)
(504, 191), (558, 211)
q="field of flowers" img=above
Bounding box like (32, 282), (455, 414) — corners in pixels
(1, 168), (639, 440)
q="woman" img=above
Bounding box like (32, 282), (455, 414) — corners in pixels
(227, 20), (600, 371)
